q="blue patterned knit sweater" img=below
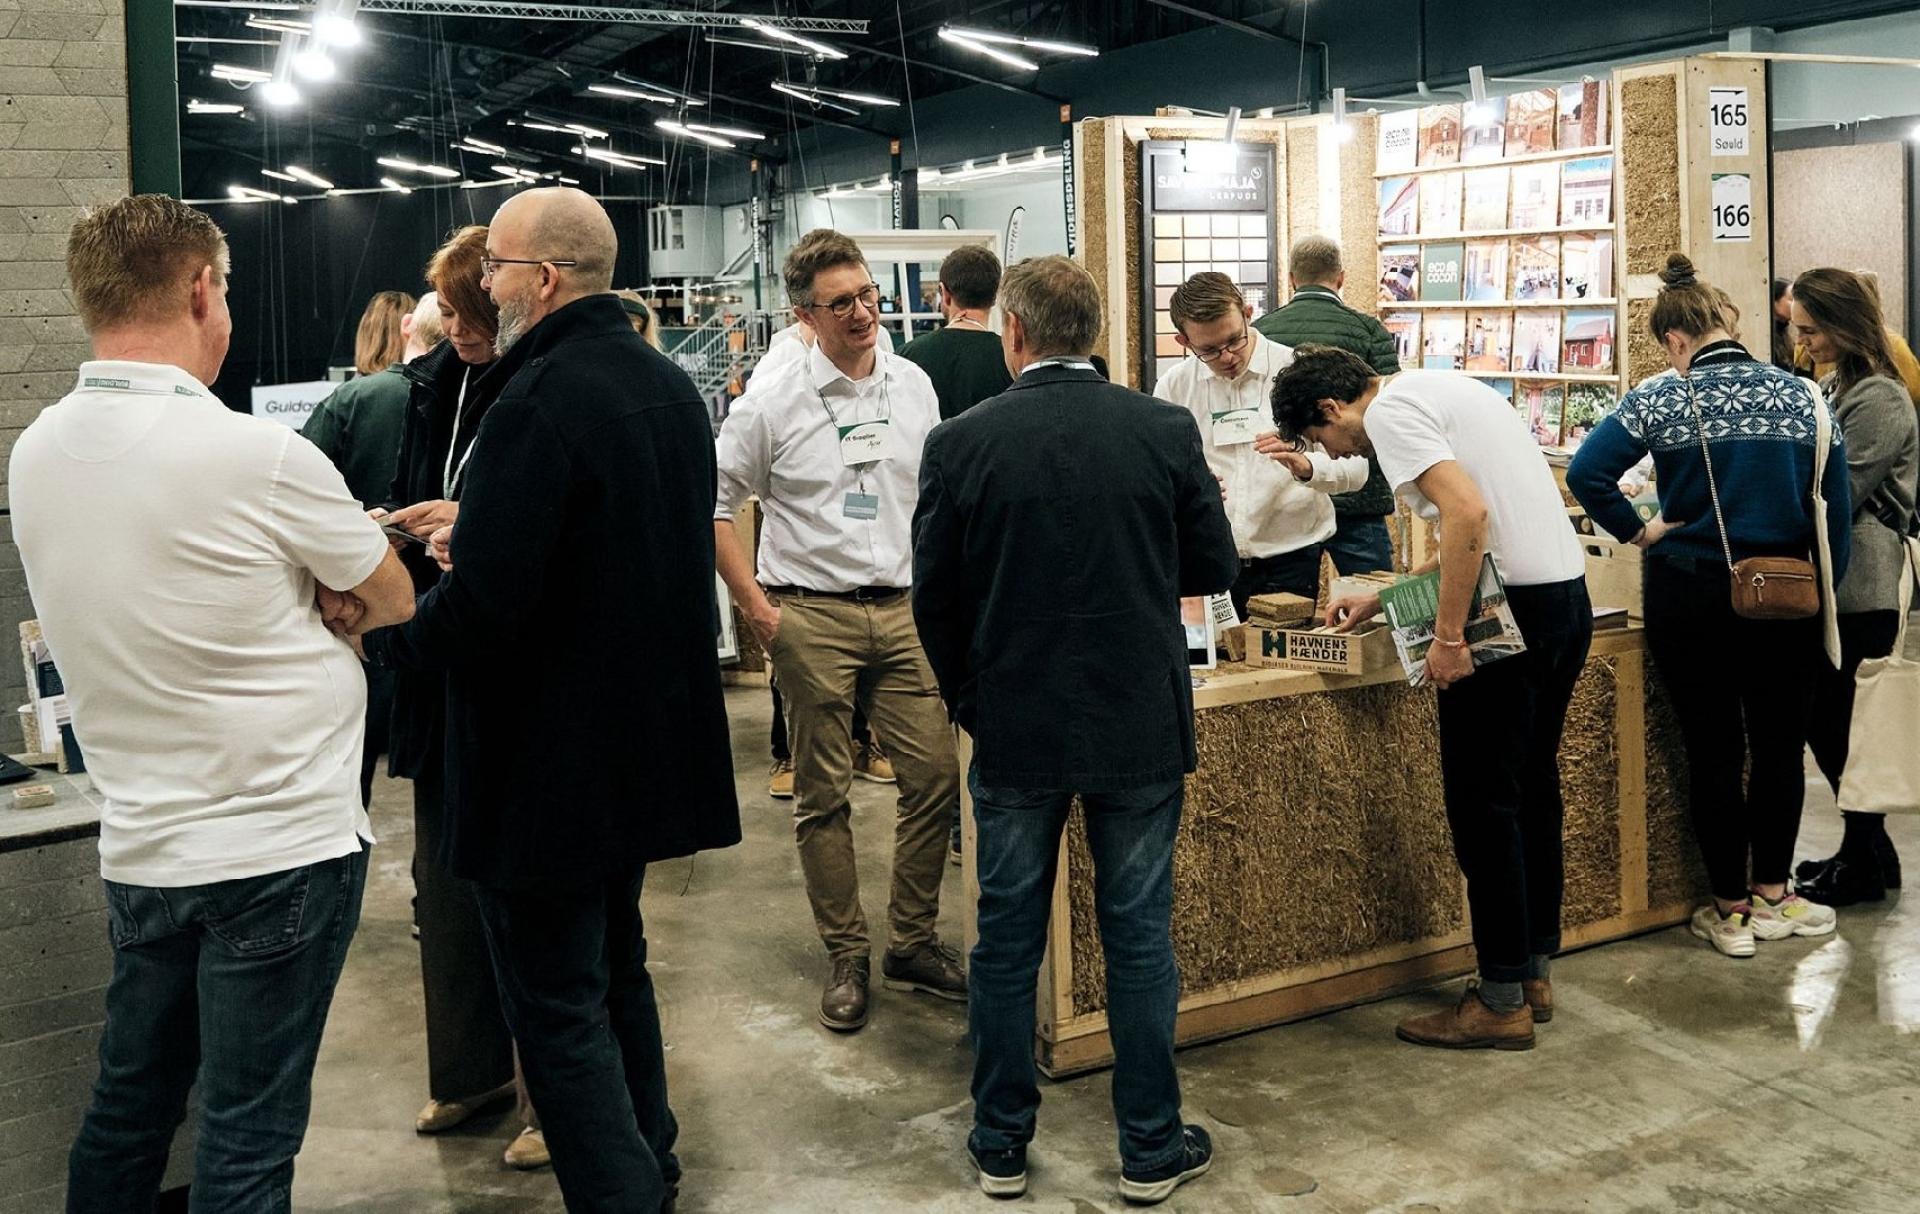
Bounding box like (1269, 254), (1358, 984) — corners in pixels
(1567, 348), (1852, 578)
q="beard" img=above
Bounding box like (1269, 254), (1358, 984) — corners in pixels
(493, 282), (537, 355)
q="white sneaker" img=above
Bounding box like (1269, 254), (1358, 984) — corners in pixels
(1690, 903), (1756, 958)
(1749, 891), (1838, 940)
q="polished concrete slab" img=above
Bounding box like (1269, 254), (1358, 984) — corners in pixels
(291, 683), (1920, 1213)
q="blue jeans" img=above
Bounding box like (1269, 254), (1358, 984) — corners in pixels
(67, 845), (369, 1214)
(967, 767), (1186, 1171)
(1323, 514), (1394, 575)
(475, 866), (680, 1214)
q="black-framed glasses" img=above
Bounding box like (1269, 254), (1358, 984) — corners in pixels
(1192, 329), (1250, 364)
(480, 256), (578, 278)
(802, 283), (881, 320)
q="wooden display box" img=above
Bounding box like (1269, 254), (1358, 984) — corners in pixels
(1240, 621), (1395, 675)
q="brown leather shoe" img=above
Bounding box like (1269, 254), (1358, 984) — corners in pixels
(820, 955), (870, 1032)
(1523, 977), (1553, 1023)
(1395, 984), (1535, 1051)
(881, 936), (967, 1002)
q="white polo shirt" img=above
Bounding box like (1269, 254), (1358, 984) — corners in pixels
(10, 360), (391, 886)
(1363, 370), (1586, 586)
(715, 341), (940, 591)
(1154, 331), (1369, 559)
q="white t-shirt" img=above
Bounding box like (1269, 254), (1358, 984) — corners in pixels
(1364, 371), (1586, 586)
(10, 360), (391, 886)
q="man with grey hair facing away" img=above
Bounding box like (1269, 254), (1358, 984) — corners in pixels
(361, 188), (741, 1213)
(912, 255), (1238, 1205)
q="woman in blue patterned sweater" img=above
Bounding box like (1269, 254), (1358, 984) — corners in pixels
(1568, 254), (1852, 960)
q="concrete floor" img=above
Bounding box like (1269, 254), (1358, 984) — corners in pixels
(290, 684), (1920, 1213)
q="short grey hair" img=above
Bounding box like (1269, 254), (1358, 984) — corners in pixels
(999, 255), (1101, 358)
(1287, 234), (1343, 285)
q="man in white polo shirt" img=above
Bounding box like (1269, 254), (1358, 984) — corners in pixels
(1153, 272), (1369, 616)
(1271, 347), (1591, 1053)
(10, 194), (414, 1210)
(715, 228), (964, 1034)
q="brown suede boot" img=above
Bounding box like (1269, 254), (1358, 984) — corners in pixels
(1395, 984), (1536, 1051)
(1522, 977), (1553, 1023)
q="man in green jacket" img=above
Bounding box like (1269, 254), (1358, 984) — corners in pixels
(1253, 235), (1401, 573)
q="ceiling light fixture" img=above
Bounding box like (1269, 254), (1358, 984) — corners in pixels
(285, 165), (334, 189)
(938, 28), (1039, 71)
(611, 74), (705, 106)
(227, 184), (288, 202)
(244, 16), (311, 34)
(187, 99), (245, 115)
(291, 49), (335, 81)
(568, 145), (664, 168)
(656, 119), (733, 149)
(588, 83), (678, 103)
(706, 33), (801, 55)
(686, 122), (764, 140)
(457, 137), (508, 155)
(211, 63), (272, 83)
(770, 80), (860, 115)
(820, 88), (900, 108)
(313, 13), (362, 48)
(260, 79), (301, 107)
(741, 17), (846, 61)
(261, 168), (298, 182)
(941, 25), (1098, 58)
(376, 155), (460, 178)
(378, 175), (411, 193)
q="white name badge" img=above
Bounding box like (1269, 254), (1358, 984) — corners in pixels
(838, 419), (894, 466)
(1211, 407), (1261, 446)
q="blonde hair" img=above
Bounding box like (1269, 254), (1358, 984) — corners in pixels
(615, 289), (663, 350)
(353, 290), (415, 375)
(1169, 271), (1245, 332)
(66, 194), (230, 332)
(408, 292), (444, 351)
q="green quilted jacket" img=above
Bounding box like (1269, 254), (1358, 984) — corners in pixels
(1253, 285), (1400, 516)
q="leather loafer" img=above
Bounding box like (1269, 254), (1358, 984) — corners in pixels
(1522, 977), (1553, 1024)
(1797, 856), (1886, 907)
(820, 955), (870, 1032)
(1396, 984), (1535, 1051)
(503, 1127), (549, 1171)
(415, 1081), (517, 1133)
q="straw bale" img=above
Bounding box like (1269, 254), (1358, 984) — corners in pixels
(1620, 74), (1681, 278)
(1286, 126), (1318, 240)
(1560, 655), (1623, 927)
(1340, 113), (1382, 316)
(1625, 297), (1666, 385)
(1643, 662), (1710, 906)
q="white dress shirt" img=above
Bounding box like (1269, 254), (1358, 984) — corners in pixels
(715, 341), (940, 591)
(10, 361), (389, 886)
(1153, 331), (1369, 559)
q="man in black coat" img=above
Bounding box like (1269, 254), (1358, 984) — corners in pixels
(911, 255), (1238, 1205)
(364, 188), (739, 1214)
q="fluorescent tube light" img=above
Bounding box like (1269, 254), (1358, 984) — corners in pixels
(770, 81), (860, 115)
(187, 99), (245, 115)
(285, 165), (335, 189)
(378, 176), (411, 193)
(656, 119), (733, 148)
(741, 18), (846, 61)
(942, 26), (1098, 57)
(211, 63), (272, 83)
(260, 80), (301, 106)
(244, 16), (310, 34)
(589, 83), (677, 103)
(314, 13), (362, 47)
(686, 123), (764, 140)
(938, 29), (1038, 71)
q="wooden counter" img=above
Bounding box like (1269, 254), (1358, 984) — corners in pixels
(961, 627), (1705, 1077)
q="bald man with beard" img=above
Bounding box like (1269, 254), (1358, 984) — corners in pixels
(362, 189), (740, 1213)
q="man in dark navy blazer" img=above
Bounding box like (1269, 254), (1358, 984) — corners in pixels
(911, 255), (1238, 1205)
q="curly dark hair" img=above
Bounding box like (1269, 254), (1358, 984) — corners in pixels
(1270, 345), (1377, 440)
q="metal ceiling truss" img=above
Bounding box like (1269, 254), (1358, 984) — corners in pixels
(174, 0), (868, 31)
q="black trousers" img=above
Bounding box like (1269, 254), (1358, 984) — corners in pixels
(476, 866), (679, 1214)
(359, 661), (395, 809)
(413, 763), (516, 1102)
(1435, 577), (1593, 983)
(1808, 610), (1901, 795)
(1228, 544), (1324, 620)
(1643, 556), (1822, 902)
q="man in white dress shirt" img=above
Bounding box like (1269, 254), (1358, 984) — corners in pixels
(1153, 272), (1369, 615)
(715, 228), (965, 1033)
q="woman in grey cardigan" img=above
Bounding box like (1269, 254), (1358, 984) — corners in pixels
(1792, 268), (1918, 906)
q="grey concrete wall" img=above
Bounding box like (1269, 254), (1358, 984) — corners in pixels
(0, 0), (130, 750)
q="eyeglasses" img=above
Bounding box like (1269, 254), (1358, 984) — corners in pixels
(480, 256), (578, 279)
(802, 283), (881, 320)
(1192, 329), (1250, 364)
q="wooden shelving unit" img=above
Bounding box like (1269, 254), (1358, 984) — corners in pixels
(1381, 297), (1618, 309)
(1378, 223), (1616, 242)
(1373, 143), (1615, 179)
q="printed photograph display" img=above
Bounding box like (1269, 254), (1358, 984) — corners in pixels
(1463, 239), (1509, 302)
(1508, 162), (1560, 229)
(1463, 167), (1510, 232)
(1384, 312), (1422, 367)
(1461, 98), (1507, 164)
(1418, 103), (1462, 166)
(1557, 79), (1610, 149)
(1511, 311), (1563, 374)
(1419, 170), (1464, 235)
(1420, 241), (1466, 303)
(1376, 110), (1419, 174)
(1379, 245), (1421, 303)
(1504, 88), (1558, 155)
(1561, 235), (1614, 299)
(1562, 309), (1617, 371)
(1378, 175), (1419, 237)
(1511, 235), (1562, 300)
(1564, 383), (1616, 447)
(1422, 310), (1467, 371)
(1465, 310), (1515, 372)
(1518, 379), (1566, 446)
(1560, 156), (1614, 225)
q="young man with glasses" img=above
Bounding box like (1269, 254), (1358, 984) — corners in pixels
(715, 228), (966, 1033)
(1154, 272), (1369, 616)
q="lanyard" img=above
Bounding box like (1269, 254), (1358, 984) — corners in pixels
(442, 366), (475, 500)
(817, 369), (894, 492)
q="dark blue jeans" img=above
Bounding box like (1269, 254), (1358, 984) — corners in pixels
(475, 866), (680, 1214)
(67, 845), (369, 1214)
(1324, 514), (1394, 575)
(967, 767), (1186, 1172)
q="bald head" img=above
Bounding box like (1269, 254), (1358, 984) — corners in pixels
(493, 187), (617, 293)
(403, 290), (443, 360)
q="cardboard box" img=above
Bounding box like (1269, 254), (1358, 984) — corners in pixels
(1241, 621), (1396, 675)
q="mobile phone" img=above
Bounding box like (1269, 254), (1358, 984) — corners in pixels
(381, 523), (428, 546)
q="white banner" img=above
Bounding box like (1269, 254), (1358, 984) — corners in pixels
(1710, 173), (1753, 242)
(250, 380), (335, 430)
(1708, 86), (1750, 157)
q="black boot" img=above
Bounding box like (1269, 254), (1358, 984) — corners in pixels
(1798, 856), (1887, 907)
(1876, 832), (1902, 891)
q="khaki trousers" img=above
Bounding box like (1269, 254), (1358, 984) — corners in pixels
(767, 592), (959, 961)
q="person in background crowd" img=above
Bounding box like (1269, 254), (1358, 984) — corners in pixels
(370, 226), (546, 1171)
(615, 288), (665, 351)
(1770, 278), (1799, 373)
(15, 194), (413, 1210)
(913, 255), (1238, 1205)
(364, 187), (740, 1213)
(404, 290), (445, 360)
(1154, 271), (1366, 617)
(302, 288), (417, 808)
(1790, 268), (1916, 906)
(1254, 235), (1404, 574)
(1569, 254), (1851, 960)
(901, 243), (1014, 422)
(1275, 346), (1592, 1051)
(714, 228), (966, 1034)
(1794, 270), (1920, 406)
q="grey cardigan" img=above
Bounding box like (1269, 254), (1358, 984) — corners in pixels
(1828, 373), (1919, 614)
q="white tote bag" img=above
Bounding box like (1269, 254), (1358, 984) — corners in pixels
(1836, 534), (1920, 815)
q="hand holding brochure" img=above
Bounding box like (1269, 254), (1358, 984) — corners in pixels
(1375, 554), (1528, 687)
